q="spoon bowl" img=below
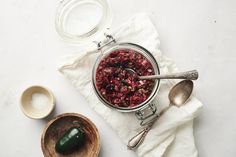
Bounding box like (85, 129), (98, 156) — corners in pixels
(169, 80), (193, 107)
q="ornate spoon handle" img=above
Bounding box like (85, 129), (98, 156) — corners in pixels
(127, 126), (151, 150)
(127, 106), (171, 150)
(139, 70), (199, 80)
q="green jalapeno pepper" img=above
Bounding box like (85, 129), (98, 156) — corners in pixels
(55, 126), (85, 154)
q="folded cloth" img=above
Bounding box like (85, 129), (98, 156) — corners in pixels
(59, 13), (203, 157)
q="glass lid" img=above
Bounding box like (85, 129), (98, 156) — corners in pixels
(55, 0), (112, 44)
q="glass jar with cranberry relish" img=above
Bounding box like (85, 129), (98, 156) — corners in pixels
(55, 0), (161, 125)
(92, 38), (161, 125)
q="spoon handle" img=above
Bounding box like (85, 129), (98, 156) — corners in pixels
(139, 70), (199, 80)
(127, 125), (151, 150)
(127, 106), (171, 150)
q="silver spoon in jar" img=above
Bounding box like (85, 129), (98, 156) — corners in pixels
(127, 80), (194, 150)
(125, 68), (199, 80)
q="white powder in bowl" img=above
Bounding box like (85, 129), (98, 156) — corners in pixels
(31, 93), (49, 110)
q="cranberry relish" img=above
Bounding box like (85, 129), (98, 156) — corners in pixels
(96, 49), (155, 108)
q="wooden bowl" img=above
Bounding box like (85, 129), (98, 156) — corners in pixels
(41, 113), (100, 157)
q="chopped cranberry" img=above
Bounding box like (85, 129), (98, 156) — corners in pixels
(96, 49), (155, 108)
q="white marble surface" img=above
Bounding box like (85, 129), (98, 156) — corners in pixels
(0, 0), (236, 157)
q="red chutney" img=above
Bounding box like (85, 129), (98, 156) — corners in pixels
(96, 49), (155, 108)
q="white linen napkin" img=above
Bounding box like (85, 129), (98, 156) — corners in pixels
(59, 13), (203, 157)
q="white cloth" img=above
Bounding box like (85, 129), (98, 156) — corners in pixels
(59, 13), (203, 157)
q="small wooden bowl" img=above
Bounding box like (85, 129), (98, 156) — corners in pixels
(41, 113), (100, 157)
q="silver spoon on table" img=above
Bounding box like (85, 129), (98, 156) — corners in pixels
(125, 68), (198, 80)
(127, 80), (194, 150)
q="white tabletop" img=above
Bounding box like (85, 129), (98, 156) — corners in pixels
(0, 0), (236, 156)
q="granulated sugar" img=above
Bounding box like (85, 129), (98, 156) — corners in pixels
(31, 93), (49, 110)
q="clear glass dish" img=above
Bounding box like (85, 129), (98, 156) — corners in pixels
(55, 0), (112, 44)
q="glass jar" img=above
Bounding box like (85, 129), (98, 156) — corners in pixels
(55, 0), (160, 125)
(91, 36), (161, 125)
